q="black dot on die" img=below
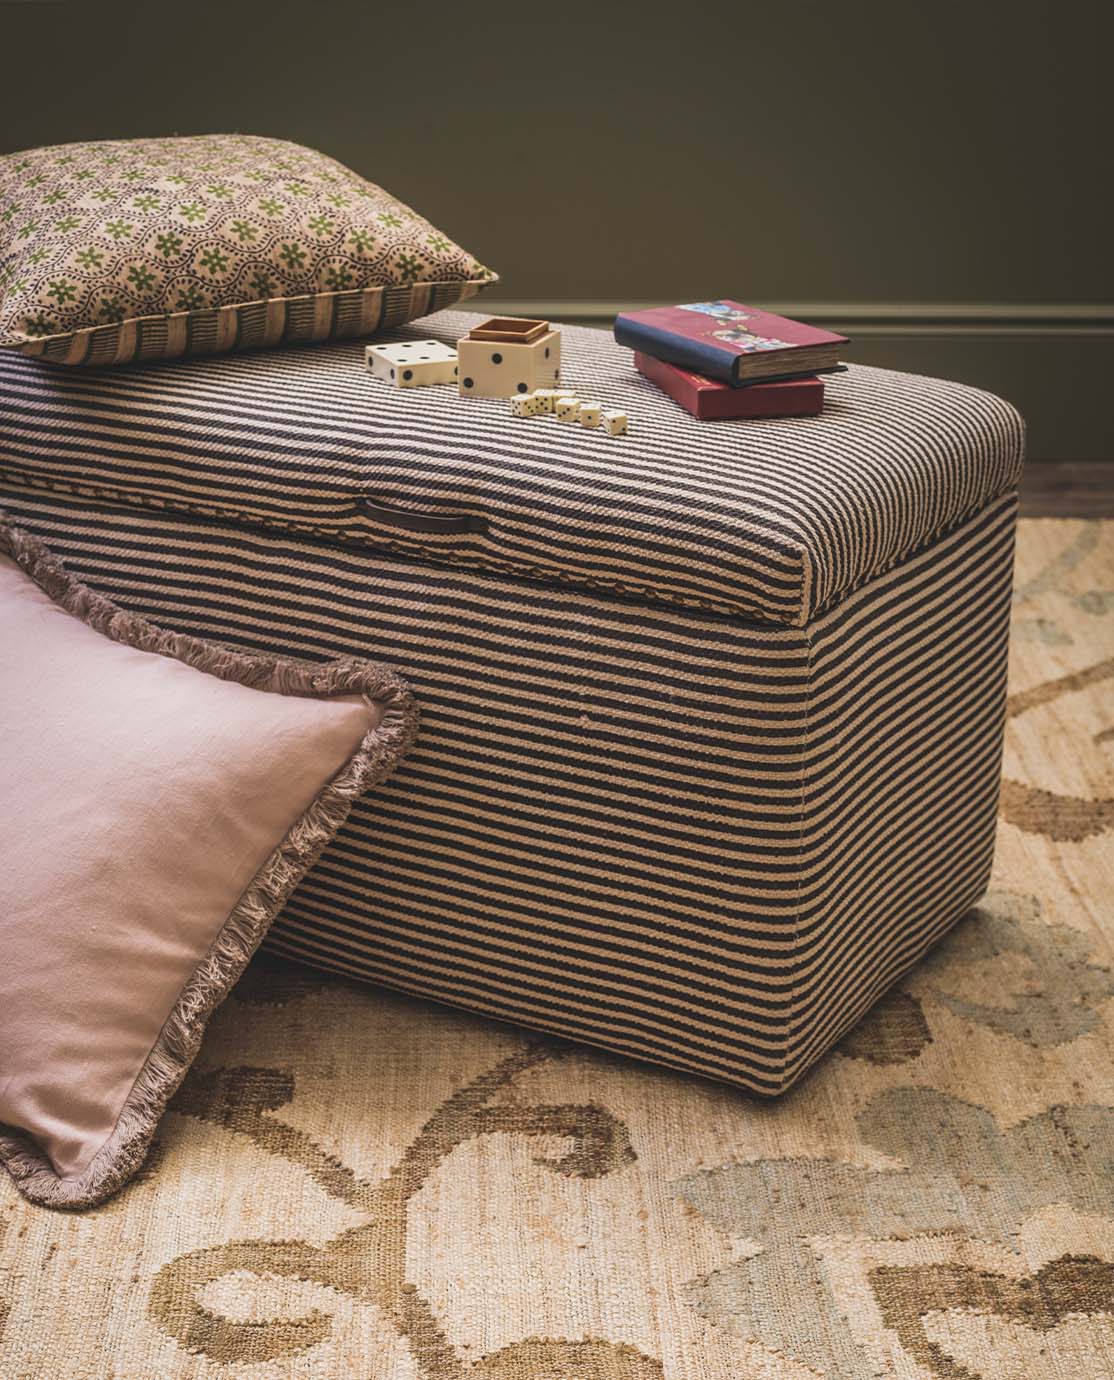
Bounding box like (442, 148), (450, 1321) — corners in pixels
(545, 347), (550, 358)
(403, 369), (413, 380)
(491, 352), (503, 364)
(453, 366), (458, 375)
(516, 382), (528, 393)
(390, 368), (395, 379)
(463, 377), (474, 388)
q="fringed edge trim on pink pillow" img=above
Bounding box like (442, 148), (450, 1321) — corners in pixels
(0, 515), (418, 1209)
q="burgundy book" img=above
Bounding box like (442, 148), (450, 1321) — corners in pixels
(615, 299), (847, 385)
(635, 352), (824, 420)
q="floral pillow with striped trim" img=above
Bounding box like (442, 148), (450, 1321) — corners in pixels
(0, 133), (497, 365)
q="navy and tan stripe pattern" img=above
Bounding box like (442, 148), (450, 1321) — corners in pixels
(0, 484), (1018, 1093)
(10, 281), (489, 367)
(0, 312), (1023, 625)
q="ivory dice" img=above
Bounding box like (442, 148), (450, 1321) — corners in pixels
(366, 340), (459, 387)
(458, 327), (562, 399)
(602, 409), (628, 436)
(510, 392), (543, 417)
(556, 396), (581, 423)
(578, 401), (603, 429)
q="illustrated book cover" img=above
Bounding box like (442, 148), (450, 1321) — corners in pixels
(615, 300), (848, 385)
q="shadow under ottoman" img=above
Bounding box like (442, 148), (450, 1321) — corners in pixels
(0, 312), (1024, 1094)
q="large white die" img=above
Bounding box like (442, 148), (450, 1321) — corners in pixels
(366, 340), (459, 388)
(457, 318), (562, 399)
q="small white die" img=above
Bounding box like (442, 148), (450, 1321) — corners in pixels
(510, 392), (543, 417)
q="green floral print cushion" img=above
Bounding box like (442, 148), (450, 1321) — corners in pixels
(0, 134), (497, 365)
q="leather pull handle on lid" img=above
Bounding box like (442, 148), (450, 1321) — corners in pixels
(358, 497), (488, 537)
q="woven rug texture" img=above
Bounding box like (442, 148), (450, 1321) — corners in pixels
(1, 517), (1112, 1380)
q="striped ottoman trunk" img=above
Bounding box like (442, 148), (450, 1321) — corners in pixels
(0, 312), (1023, 1094)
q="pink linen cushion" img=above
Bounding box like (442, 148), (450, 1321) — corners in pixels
(0, 517), (417, 1209)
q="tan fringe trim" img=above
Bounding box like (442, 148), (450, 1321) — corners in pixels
(0, 515), (418, 1210)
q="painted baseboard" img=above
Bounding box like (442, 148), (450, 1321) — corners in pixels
(467, 301), (1113, 462)
(474, 301), (1114, 338)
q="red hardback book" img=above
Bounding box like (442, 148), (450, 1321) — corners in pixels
(615, 299), (847, 385)
(635, 352), (824, 421)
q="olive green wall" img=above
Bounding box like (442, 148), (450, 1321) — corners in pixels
(2, 0), (1111, 458)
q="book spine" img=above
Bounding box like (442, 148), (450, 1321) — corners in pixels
(635, 352), (825, 419)
(614, 316), (739, 384)
(633, 352), (705, 417)
(726, 379), (825, 420)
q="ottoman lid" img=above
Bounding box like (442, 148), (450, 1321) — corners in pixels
(0, 310), (1023, 626)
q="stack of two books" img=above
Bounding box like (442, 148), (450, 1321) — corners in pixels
(614, 300), (848, 421)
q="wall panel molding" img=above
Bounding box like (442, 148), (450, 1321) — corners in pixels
(468, 301), (1113, 462)
(475, 301), (1114, 338)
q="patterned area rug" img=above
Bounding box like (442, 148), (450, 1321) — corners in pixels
(2, 518), (1112, 1380)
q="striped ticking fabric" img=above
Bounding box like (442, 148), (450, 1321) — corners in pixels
(0, 312), (1024, 626)
(0, 485), (1018, 1093)
(11, 281), (487, 368)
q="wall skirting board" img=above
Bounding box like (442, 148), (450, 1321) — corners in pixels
(474, 303), (1114, 462)
(477, 302), (1114, 336)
